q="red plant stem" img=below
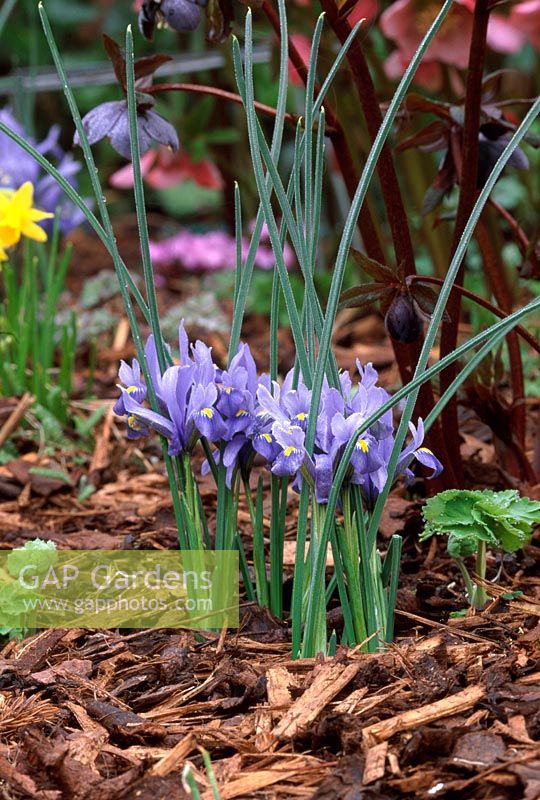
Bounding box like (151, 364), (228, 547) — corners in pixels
(489, 198), (538, 274)
(475, 217), (526, 451)
(438, 0), (491, 483)
(315, 0), (454, 486)
(147, 82), (311, 130)
(408, 276), (540, 355)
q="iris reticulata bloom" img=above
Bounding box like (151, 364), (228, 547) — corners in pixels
(0, 108), (87, 236)
(114, 323), (443, 496)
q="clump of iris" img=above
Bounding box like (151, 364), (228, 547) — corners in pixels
(115, 321), (443, 502)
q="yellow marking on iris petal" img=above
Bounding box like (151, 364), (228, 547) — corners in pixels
(357, 438), (369, 453)
(201, 408), (214, 419)
(296, 412), (307, 421)
(418, 447), (433, 454)
(127, 385), (138, 394)
(127, 415), (141, 431)
(284, 446), (295, 457)
(261, 433), (272, 443)
(235, 409), (248, 417)
(225, 387), (232, 394)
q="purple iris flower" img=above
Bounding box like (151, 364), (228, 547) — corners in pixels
(113, 357), (146, 414)
(252, 423), (282, 465)
(189, 383), (226, 441)
(113, 327), (444, 501)
(315, 387), (344, 455)
(119, 361), (224, 455)
(347, 361), (393, 440)
(256, 369), (312, 431)
(75, 100), (179, 160)
(0, 108), (87, 234)
(395, 419), (443, 483)
(203, 342), (260, 487)
(281, 382), (311, 431)
(114, 323), (224, 455)
(270, 424), (307, 477)
(253, 360), (443, 505)
(332, 414), (386, 486)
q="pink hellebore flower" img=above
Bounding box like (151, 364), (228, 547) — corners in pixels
(380, 0), (539, 90)
(380, 0), (475, 82)
(109, 147), (223, 190)
(288, 1), (378, 85)
(508, 0), (540, 50)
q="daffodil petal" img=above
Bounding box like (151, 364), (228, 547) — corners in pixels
(15, 182), (34, 206)
(21, 221), (48, 242)
(28, 209), (54, 222)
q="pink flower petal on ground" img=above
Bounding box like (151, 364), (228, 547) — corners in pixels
(149, 226), (295, 272)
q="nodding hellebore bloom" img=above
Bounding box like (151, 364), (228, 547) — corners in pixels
(75, 98), (179, 160)
(139, 0), (208, 40)
(114, 326), (443, 497)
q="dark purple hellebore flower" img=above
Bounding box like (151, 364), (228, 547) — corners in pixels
(139, 0), (207, 40)
(477, 130), (529, 189)
(160, 0), (204, 30)
(74, 100), (179, 160)
(384, 292), (424, 344)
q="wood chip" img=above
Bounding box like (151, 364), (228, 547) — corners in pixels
(266, 666), (294, 708)
(272, 661), (361, 739)
(362, 741), (388, 785)
(0, 393), (34, 448)
(203, 759), (319, 800)
(333, 686), (369, 714)
(362, 684), (485, 747)
(149, 733), (196, 776)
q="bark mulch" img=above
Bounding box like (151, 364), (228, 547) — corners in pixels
(0, 604), (539, 799)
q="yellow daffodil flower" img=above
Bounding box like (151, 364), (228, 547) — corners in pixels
(0, 182), (54, 260)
